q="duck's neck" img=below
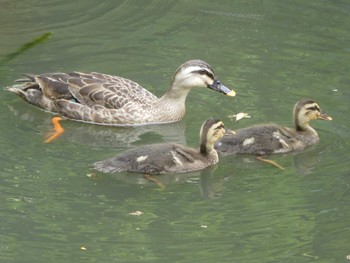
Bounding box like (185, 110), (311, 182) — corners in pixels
(200, 144), (214, 155)
(156, 84), (191, 120)
(295, 121), (317, 135)
(199, 132), (217, 155)
(161, 82), (192, 100)
(200, 143), (218, 164)
(295, 121), (320, 146)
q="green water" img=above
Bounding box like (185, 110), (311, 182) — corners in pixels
(1, 1), (349, 262)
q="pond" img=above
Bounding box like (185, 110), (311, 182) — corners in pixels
(1, 1), (349, 262)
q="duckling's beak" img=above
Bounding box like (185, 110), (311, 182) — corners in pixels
(208, 79), (236, 97)
(318, 112), (332, 121)
(225, 128), (236, 135)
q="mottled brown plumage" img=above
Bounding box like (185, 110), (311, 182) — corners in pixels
(92, 119), (226, 175)
(6, 60), (235, 125)
(215, 99), (332, 155)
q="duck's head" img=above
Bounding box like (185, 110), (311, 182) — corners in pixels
(170, 60), (236, 97)
(293, 99), (332, 131)
(199, 119), (226, 154)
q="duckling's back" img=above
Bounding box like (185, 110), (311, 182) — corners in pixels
(92, 143), (210, 175)
(215, 125), (293, 155)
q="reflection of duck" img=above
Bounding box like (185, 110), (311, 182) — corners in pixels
(64, 121), (187, 147)
(6, 60), (235, 125)
(92, 119), (226, 174)
(216, 99), (332, 155)
(292, 149), (320, 175)
(105, 164), (228, 199)
(6, 104), (187, 147)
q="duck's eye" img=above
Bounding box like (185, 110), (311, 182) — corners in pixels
(215, 124), (225, 130)
(197, 69), (209, 76)
(193, 69), (214, 80)
(307, 106), (320, 111)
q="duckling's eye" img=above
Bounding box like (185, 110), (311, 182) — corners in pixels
(215, 124), (225, 130)
(307, 106), (320, 111)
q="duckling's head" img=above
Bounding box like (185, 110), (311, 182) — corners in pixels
(199, 119), (226, 154)
(170, 60), (236, 97)
(293, 99), (332, 131)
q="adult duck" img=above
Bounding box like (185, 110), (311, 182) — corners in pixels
(6, 60), (235, 125)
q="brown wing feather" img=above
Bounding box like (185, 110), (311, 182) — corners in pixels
(35, 71), (158, 106)
(57, 72), (159, 109)
(8, 71), (161, 124)
(89, 72), (159, 104)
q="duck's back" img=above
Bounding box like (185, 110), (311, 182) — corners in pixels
(92, 143), (212, 175)
(42, 72), (158, 106)
(215, 124), (301, 155)
(35, 72), (163, 124)
(81, 72), (158, 105)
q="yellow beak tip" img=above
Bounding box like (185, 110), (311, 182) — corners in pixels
(226, 90), (236, 97)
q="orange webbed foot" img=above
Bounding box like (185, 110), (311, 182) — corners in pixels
(44, 116), (65, 143)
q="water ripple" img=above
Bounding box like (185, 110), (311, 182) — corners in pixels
(199, 9), (265, 20)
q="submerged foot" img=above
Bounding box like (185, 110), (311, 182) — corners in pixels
(44, 116), (65, 143)
(256, 156), (285, 170)
(143, 174), (165, 188)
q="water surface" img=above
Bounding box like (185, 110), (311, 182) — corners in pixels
(1, 1), (349, 262)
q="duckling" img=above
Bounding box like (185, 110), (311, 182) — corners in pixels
(92, 119), (226, 175)
(6, 60), (235, 125)
(215, 99), (332, 156)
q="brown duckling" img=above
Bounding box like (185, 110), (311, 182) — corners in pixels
(92, 119), (226, 175)
(215, 99), (332, 156)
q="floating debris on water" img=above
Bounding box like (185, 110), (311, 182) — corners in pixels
(129, 211), (144, 216)
(228, 112), (251, 121)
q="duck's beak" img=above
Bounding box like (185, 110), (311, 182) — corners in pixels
(225, 128), (236, 135)
(318, 112), (332, 121)
(208, 79), (236, 97)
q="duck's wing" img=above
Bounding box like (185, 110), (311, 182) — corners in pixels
(67, 72), (158, 110)
(273, 126), (305, 152)
(7, 72), (158, 111)
(93, 143), (198, 175)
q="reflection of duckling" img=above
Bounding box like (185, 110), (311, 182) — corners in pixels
(6, 60), (235, 125)
(92, 119), (226, 175)
(216, 99), (332, 156)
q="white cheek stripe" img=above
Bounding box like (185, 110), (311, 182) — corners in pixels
(181, 66), (203, 75)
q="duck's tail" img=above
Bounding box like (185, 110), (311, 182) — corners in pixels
(6, 82), (57, 112)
